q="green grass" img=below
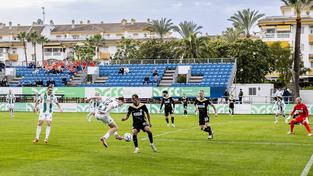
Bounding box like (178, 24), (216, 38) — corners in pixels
(0, 112), (313, 176)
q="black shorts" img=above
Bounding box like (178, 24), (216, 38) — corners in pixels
(132, 122), (149, 132)
(199, 116), (209, 125)
(229, 103), (234, 109)
(165, 108), (173, 116)
(183, 104), (187, 109)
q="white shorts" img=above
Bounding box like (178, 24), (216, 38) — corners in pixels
(95, 112), (114, 125)
(275, 110), (285, 115)
(39, 113), (53, 121)
(6, 104), (14, 110)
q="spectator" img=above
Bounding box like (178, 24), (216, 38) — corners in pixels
(283, 88), (291, 104)
(89, 60), (95, 67)
(118, 67), (124, 75)
(0, 62), (5, 72)
(238, 89), (243, 104)
(143, 75), (150, 85)
(152, 67), (158, 76)
(124, 67), (129, 74)
(82, 60), (87, 70)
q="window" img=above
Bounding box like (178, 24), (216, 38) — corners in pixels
(249, 88), (257, 96)
(72, 35), (79, 39)
(266, 28), (275, 33)
(310, 26), (313, 34)
(11, 48), (17, 54)
(0, 36), (3, 40)
(301, 26), (304, 34)
(311, 62), (313, 68)
(44, 48), (52, 52)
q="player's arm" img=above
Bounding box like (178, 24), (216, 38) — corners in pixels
(160, 98), (164, 111)
(86, 96), (101, 102)
(209, 101), (218, 117)
(194, 100), (198, 112)
(122, 107), (131, 121)
(143, 105), (152, 126)
(34, 99), (39, 112)
(171, 97), (175, 109)
(55, 97), (63, 112)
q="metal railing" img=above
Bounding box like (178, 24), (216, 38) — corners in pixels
(110, 58), (236, 65)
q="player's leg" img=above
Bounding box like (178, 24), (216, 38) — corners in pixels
(184, 105), (187, 116)
(44, 120), (52, 144)
(274, 112), (279, 124)
(231, 107), (234, 116)
(33, 119), (44, 143)
(200, 117), (213, 139)
(170, 111), (175, 127)
(100, 120), (118, 148)
(132, 128), (140, 153)
(302, 120), (312, 136)
(289, 116), (301, 134)
(144, 126), (157, 152)
(11, 105), (14, 117)
(165, 111), (170, 127)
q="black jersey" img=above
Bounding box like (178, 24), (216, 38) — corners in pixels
(181, 97), (188, 105)
(194, 98), (212, 117)
(160, 96), (175, 110)
(127, 103), (149, 125)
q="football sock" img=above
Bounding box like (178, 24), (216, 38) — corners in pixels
(207, 126), (212, 135)
(103, 132), (110, 140)
(171, 117), (174, 124)
(165, 118), (169, 124)
(45, 126), (51, 139)
(36, 126), (42, 139)
(303, 122), (311, 133)
(133, 135), (138, 147)
(147, 131), (153, 144)
(290, 120), (295, 132)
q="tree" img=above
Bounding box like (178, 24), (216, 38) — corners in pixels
(173, 21), (203, 38)
(229, 39), (274, 83)
(222, 27), (244, 42)
(269, 42), (293, 87)
(282, 0), (313, 100)
(147, 18), (174, 39)
(17, 32), (29, 64)
(136, 39), (177, 60)
(27, 32), (39, 64)
(37, 35), (49, 63)
(73, 44), (95, 61)
(113, 37), (139, 60)
(174, 33), (210, 58)
(86, 34), (105, 59)
(228, 8), (265, 38)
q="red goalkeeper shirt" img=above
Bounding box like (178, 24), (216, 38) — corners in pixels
(290, 103), (309, 118)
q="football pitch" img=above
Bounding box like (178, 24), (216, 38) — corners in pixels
(1, 112), (313, 176)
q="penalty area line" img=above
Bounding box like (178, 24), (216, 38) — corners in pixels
(301, 154), (313, 176)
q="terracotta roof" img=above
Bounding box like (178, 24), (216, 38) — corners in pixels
(51, 22), (151, 34)
(0, 25), (44, 35)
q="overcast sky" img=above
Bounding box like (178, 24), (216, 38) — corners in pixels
(0, 0), (283, 35)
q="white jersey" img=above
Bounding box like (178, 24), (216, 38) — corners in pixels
(89, 99), (100, 109)
(6, 93), (15, 104)
(97, 97), (120, 114)
(39, 93), (58, 114)
(273, 100), (286, 113)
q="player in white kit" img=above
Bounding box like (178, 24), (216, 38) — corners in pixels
(86, 92), (100, 122)
(33, 85), (63, 144)
(87, 96), (125, 148)
(6, 89), (16, 118)
(272, 96), (287, 124)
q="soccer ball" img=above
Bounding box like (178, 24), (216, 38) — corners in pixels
(124, 133), (132, 142)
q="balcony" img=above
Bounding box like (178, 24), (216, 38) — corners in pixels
(262, 33), (275, 39)
(277, 33), (290, 38)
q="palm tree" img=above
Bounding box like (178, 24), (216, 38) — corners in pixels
(223, 27), (244, 42)
(228, 8), (265, 38)
(17, 32), (29, 64)
(282, 0), (313, 99)
(173, 21), (203, 38)
(86, 34), (106, 59)
(147, 18), (174, 39)
(37, 35), (49, 64)
(27, 32), (39, 64)
(175, 33), (210, 58)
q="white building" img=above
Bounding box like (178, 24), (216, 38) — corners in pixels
(0, 19), (173, 64)
(259, 5), (313, 70)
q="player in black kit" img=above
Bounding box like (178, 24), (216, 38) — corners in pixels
(122, 94), (157, 153)
(228, 95), (235, 117)
(181, 94), (189, 116)
(194, 90), (217, 139)
(160, 90), (175, 127)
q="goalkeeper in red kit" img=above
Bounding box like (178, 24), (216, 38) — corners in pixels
(288, 97), (312, 136)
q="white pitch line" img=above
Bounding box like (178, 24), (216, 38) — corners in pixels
(301, 154), (313, 176)
(152, 138), (313, 147)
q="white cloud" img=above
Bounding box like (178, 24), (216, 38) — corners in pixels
(195, 1), (212, 7)
(171, 2), (184, 8)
